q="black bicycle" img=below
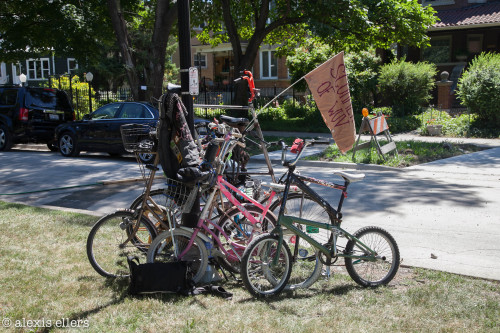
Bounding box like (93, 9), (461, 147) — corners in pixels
(240, 139), (400, 297)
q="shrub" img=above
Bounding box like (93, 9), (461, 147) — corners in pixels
(47, 75), (96, 120)
(456, 52), (500, 126)
(344, 51), (382, 113)
(378, 59), (437, 117)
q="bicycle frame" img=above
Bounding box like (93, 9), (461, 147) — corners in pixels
(275, 169), (378, 262)
(173, 178), (276, 263)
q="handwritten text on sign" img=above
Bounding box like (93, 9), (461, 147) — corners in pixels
(305, 52), (355, 153)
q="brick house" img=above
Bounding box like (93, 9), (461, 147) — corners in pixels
(397, 0), (500, 108)
(171, 30), (291, 98)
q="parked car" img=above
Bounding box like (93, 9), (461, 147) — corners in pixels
(0, 85), (74, 151)
(55, 102), (158, 163)
(55, 101), (210, 164)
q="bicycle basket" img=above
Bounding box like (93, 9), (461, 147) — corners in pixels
(120, 124), (157, 153)
(163, 178), (194, 209)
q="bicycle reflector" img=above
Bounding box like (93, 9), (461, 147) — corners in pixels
(290, 138), (304, 154)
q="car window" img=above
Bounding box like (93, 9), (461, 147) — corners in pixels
(25, 88), (72, 110)
(119, 104), (151, 119)
(0, 89), (18, 106)
(91, 104), (120, 120)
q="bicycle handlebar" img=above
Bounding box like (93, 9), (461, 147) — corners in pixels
(280, 139), (315, 167)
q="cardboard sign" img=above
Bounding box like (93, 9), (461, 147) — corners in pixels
(305, 52), (355, 153)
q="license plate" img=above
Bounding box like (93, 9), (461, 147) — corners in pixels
(49, 114), (59, 121)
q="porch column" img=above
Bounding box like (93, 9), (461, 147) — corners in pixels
(436, 71), (453, 110)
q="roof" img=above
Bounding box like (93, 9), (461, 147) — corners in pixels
(432, 1), (500, 29)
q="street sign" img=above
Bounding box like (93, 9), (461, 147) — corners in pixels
(189, 67), (199, 95)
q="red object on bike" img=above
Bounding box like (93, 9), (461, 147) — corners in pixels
(241, 70), (256, 103)
(290, 138), (304, 154)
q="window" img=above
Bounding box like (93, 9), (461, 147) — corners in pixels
(67, 58), (78, 75)
(0, 89), (18, 106)
(0, 63), (7, 83)
(260, 50), (278, 79)
(119, 104), (149, 119)
(91, 104), (120, 120)
(194, 54), (207, 68)
(422, 0), (455, 6)
(467, 34), (483, 54)
(27, 58), (50, 80)
(422, 36), (451, 64)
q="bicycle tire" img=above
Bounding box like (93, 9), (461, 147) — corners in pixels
(86, 209), (158, 278)
(146, 228), (209, 284)
(270, 192), (328, 290)
(344, 226), (400, 287)
(130, 189), (168, 228)
(215, 204), (277, 274)
(240, 233), (293, 298)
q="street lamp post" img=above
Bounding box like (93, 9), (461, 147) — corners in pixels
(19, 73), (27, 87)
(85, 72), (93, 113)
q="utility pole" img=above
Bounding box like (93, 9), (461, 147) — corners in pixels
(177, 0), (198, 228)
(177, 0), (194, 135)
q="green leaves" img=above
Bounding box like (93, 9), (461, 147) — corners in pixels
(457, 52), (500, 126)
(378, 59), (437, 116)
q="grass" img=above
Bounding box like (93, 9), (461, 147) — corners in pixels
(306, 140), (486, 168)
(1, 201), (499, 332)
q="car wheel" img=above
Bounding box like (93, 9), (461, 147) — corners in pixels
(138, 152), (155, 164)
(59, 132), (80, 157)
(47, 141), (58, 152)
(0, 124), (13, 151)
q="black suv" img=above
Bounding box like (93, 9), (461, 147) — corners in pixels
(0, 85), (74, 151)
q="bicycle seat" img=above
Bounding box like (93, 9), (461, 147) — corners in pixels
(220, 115), (250, 127)
(334, 171), (365, 183)
(167, 83), (182, 94)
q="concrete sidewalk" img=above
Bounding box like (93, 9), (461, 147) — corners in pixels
(263, 130), (500, 148)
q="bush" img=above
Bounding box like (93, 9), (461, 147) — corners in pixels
(378, 59), (437, 117)
(345, 51), (382, 113)
(456, 52), (500, 126)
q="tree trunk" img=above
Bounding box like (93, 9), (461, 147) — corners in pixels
(107, 0), (177, 102)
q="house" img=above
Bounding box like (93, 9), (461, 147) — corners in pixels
(0, 56), (78, 86)
(171, 30), (291, 101)
(397, 0), (500, 107)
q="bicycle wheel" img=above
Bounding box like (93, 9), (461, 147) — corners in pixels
(86, 209), (157, 278)
(270, 193), (327, 289)
(129, 189), (182, 231)
(146, 228), (209, 284)
(344, 226), (400, 287)
(216, 205), (277, 274)
(241, 233), (292, 298)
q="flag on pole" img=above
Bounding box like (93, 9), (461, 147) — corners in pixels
(305, 52), (355, 153)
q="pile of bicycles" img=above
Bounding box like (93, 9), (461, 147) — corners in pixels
(85, 71), (400, 298)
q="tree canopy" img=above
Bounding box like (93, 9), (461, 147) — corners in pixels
(0, 0), (114, 65)
(192, 0), (437, 106)
(0, 0), (177, 101)
(1, 0), (437, 104)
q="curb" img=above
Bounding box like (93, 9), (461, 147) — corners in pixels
(257, 159), (400, 172)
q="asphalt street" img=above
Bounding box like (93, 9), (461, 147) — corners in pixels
(1, 136), (499, 281)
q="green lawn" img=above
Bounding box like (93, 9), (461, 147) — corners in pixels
(306, 140), (486, 168)
(1, 201), (499, 332)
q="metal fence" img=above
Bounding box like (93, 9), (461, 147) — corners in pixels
(60, 85), (301, 118)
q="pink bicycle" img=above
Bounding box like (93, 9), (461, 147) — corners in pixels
(146, 125), (279, 282)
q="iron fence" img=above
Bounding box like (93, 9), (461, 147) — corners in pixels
(58, 85), (300, 119)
